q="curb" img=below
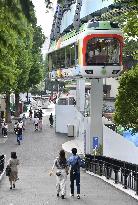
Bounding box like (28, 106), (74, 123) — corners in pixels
(86, 171), (138, 201)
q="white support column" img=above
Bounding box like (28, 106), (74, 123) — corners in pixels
(76, 78), (85, 113)
(88, 79), (103, 154)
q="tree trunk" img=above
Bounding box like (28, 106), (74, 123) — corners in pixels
(26, 91), (28, 102)
(15, 93), (20, 117)
(5, 92), (11, 123)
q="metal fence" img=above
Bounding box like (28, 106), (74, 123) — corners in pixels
(85, 155), (138, 195)
(0, 155), (5, 175)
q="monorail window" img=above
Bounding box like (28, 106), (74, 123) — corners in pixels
(86, 38), (120, 66)
(48, 43), (78, 71)
(69, 97), (75, 105)
(57, 48), (65, 68)
(58, 98), (68, 105)
(66, 44), (76, 67)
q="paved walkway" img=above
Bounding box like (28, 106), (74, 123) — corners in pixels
(0, 112), (138, 205)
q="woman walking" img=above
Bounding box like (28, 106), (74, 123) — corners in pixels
(50, 150), (68, 199)
(49, 113), (54, 127)
(8, 152), (19, 189)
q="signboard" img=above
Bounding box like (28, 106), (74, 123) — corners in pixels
(93, 137), (99, 149)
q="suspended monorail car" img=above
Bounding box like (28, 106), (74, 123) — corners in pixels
(48, 21), (124, 79)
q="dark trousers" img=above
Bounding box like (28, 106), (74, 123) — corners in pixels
(17, 134), (22, 144)
(70, 170), (80, 195)
(35, 123), (38, 130)
(2, 128), (4, 135)
(3, 129), (7, 136)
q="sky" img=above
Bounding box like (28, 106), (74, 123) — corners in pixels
(31, 0), (57, 55)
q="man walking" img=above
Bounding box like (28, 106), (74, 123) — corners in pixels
(67, 148), (82, 199)
(16, 123), (23, 145)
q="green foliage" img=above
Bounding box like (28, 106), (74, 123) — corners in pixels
(114, 65), (138, 133)
(115, 0), (138, 38)
(0, 1), (19, 92)
(0, 0), (46, 97)
(103, 0), (138, 58)
(123, 39), (138, 60)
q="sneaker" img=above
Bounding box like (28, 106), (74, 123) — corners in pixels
(61, 195), (64, 199)
(77, 195), (80, 199)
(57, 193), (59, 197)
(70, 193), (74, 197)
(10, 187), (12, 190)
(13, 184), (15, 188)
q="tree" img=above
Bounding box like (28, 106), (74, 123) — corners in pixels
(14, 28), (33, 116)
(0, 0), (25, 122)
(27, 26), (45, 89)
(13, 1), (45, 116)
(114, 65), (138, 132)
(112, 0), (138, 132)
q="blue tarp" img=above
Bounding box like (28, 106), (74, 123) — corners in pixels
(123, 129), (138, 147)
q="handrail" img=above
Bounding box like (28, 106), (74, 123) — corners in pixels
(85, 155), (138, 195)
(0, 155), (6, 174)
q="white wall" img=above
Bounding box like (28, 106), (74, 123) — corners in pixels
(105, 78), (119, 98)
(75, 114), (138, 164)
(103, 125), (138, 164)
(55, 105), (76, 133)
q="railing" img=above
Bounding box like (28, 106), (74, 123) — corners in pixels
(85, 155), (138, 195)
(0, 155), (5, 175)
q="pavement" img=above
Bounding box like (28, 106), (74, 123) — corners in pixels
(0, 108), (138, 204)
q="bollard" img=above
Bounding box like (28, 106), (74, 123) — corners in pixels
(122, 162), (131, 189)
(136, 166), (138, 195)
(99, 159), (103, 176)
(136, 173), (138, 195)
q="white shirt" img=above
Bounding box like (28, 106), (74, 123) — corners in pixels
(34, 118), (39, 124)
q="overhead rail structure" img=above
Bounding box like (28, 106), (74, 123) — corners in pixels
(49, 0), (137, 42)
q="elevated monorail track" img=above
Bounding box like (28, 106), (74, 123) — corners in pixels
(48, 0), (137, 41)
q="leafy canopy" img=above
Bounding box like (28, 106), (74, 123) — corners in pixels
(114, 65), (138, 132)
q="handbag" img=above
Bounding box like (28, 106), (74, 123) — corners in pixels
(56, 170), (61, 176)
(6, 165), (11, 176)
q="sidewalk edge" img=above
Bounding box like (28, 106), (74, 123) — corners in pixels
(86, 171), (138, 201)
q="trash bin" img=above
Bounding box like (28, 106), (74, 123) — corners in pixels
(67, 125), (74, 137)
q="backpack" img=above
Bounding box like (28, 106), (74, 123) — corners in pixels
(71, 157), (85, 172)
(71, 157), (80, 172)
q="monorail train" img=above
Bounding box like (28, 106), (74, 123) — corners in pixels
(47, 21), (124, 79)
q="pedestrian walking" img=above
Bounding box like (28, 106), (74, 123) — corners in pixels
(18, 119), (23, 129)
(29, 107), (33, 120)
(16, 123), (23, 145)
(38, 109), (43, 130)
(67, 148), (84, 199)
(22, 114), (26, 130)
(7, 152), (19, 189)
(1, 119), (5, 136)
(39, 118), (42, 131)
(3, 123), (8, 138)
(49, 113), (54, 127)
(34, 116), (39, 131)
(38, 109), (43, 120)
(14, 122), (18, 134)
(49, 149), (69, 199)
